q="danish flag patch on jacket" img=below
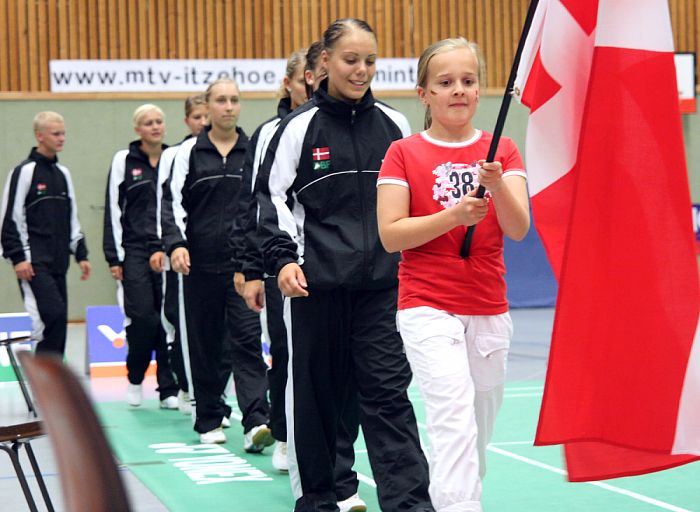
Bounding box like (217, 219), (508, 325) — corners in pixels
(312, 147), (330, 161)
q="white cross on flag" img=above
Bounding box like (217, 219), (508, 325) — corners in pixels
(312, 147), (330, 161)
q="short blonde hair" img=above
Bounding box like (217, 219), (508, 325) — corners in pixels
(33, 111), (64, 132)
(132, 104), (164, 128)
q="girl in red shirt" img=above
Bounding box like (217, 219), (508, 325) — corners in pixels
(377, 37), (530, 512)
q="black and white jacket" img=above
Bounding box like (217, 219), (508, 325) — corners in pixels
(256, 80), (411, 290)
(161, 126), (249, 274)
(103, 140), (165, 266)
(1, 148), (88, 274)
(233, 97), (292, 280)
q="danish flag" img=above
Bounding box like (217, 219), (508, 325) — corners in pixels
(515, 0), (700, 481)
(312, 147), (330, 161)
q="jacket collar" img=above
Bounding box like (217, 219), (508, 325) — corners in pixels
(29, 147), (58, 164)
(277, 97), (293, 119)
(197, 125), (249, 154)
(128, 140), (167, 167)
(312, 78), (375, 118)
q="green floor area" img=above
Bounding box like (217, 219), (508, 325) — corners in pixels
(99, 383), (700, 512)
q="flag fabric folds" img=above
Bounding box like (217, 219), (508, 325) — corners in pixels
(513, 0), (700, 482)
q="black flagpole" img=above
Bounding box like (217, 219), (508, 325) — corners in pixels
(460, 0), (540, 257)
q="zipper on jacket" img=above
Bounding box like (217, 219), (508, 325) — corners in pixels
(350, 107), (370, 286)
(215, 154), (228, 273)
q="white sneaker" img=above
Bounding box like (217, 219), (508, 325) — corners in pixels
(177, 390), (192, 414)
(160, 395), (179, 409)
(126, 383), (142, 407)
(272, 441), (289, 472)
(200, 427), (226, 444)
(221, 416), (231, 428)
(243, 424), (274, 453)
(338, 493), (367, 512)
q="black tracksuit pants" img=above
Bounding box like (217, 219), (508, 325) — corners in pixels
(121, 251), (178, 400)
(163, 269), (189, 393)
(264, 277), (361, 500)
(183, 270), (270, 434)
(287, 286), (433, 512)
(19, 267), (68, 355)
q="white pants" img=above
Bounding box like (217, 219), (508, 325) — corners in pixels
(397, 306), (512, 512)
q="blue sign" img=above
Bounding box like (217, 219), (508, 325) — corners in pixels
(86, 304), (145, 372)
(0, 313), (33, 382)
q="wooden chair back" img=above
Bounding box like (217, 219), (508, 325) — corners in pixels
(18, 352), (132, 512)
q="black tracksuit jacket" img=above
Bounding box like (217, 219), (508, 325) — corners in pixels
(232, 97), (292, 280)
(1, 148), (88, 272)
(161, 125), (249, 274)
(103, 140), (165, 265)
(256, 81), (411, 290)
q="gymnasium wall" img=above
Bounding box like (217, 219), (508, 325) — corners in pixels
(2, 95), (697, 318)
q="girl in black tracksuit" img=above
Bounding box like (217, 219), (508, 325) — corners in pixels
(235, 47), (364, 500)
(103, 104), (177, 406)
(161, 79), (271, 445)
(256, 19), (433, 512)
(154, 94), (209, 413)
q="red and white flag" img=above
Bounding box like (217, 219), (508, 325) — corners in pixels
(312, 147), (330, 161)
(514, 0), (700, 481)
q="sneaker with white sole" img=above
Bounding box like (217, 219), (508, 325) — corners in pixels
(243, 424), (274, 453)
(160, 395), (179, 409)
(200, 427), (226, 444)
(177, 390), (192, 414)
(126, 383), (142, 407)
(221, 416), (231, 428)
(337, 493), (367, 512)
(272, 441), (289, 472)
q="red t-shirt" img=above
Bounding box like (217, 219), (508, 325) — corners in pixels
(378, 130), (526, 315)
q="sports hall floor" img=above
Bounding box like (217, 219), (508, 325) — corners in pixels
(1, 308), (698, 511)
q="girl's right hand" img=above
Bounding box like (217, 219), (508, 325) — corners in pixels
(278, 263), (309, 298)
(171, 247), (191, 275)
(452, 188), (489, 226)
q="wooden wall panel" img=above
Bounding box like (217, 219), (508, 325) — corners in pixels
(0, 0), (698, 93)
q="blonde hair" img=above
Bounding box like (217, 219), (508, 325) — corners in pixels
(184, 93), (206, 117)
(204, 78), (240, 102)
(33, 111), (64, 132)
(132, 104), (164, 128)
(416, 37), (485, 129)
(278, 49), (308, 99)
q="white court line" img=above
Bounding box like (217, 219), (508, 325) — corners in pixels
(230, 397), (687, 509)
(504, 386), (544, 391)
(227, 408), (381, 489)
(487, 445), (692, 512)
(503, 392), (543, 398)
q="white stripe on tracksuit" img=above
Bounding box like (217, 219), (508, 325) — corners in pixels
(265, 108), (317, 262)
(20, 280), (45, 343)
(107, 150), (128, 263)
(0, 162), (34, 262)
(282, 296), (302, 499)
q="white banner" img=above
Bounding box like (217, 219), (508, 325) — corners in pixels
(49, 58), (419, 93)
